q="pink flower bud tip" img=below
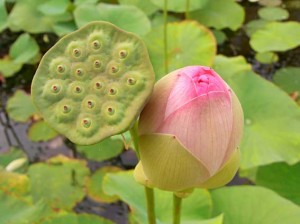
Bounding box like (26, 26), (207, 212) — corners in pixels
(134, 66), (244, 191)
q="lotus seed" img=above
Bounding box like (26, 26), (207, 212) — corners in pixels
(119, 50), (128, 59)
(127, 78), (136, 85)
(92, 40), (101, 49)
(75, 87), (81, 93)
(111, 66), (119, 73)
(51, 85), (60, 93)
(63, 105), (70, 113)
(87, 100), (94, 108)
(76, 68), (83, 76)
(107, 107), (115, 115)
(82, 118), (91, 128)
(109, 88), (117, 95)
(57, 65), (65, 73)
(94, 60), (101, 68)
(95, 82), (102, 89)
(73, 49), (81, 57)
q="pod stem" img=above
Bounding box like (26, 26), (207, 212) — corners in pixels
(129, 122), (156, 224)
(173, 193), (182, 224)
(185, 0), (190, 19)
(164, 0), (169, 74)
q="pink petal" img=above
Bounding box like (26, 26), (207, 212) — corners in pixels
(157, 91), (233, 175)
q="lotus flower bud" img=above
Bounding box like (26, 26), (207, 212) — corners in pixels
(134, 66), (244, 192)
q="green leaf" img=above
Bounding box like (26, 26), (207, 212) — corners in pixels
(103, 170), (212, 223)
(7, 0), (72, 33)
(52, 21), (77, 36)
(28, 155), (90, 210)
(41, 213), (113, 224)
(211, 29), (227, 45)
(87, 166), (121, 203)
(0, 0), (8, 32)
(6, 90), (37, 122)
(273, 67), (300, 94)
(76, 137), (123, 162)
(213, 56), (300, 170)
(258, 0), (282, 6)
(144, 21), (216, 80)
(0, 170), (29, 197)
(0, 57), (22, 77)
(74, 3), (151, 36)
(211, 186), (300, 224)
(119, 0), (159, 15)
(250, 21), (300, 52)
(38, 0), (70, 16)
(244, 19), (270, 37)
(0, 190), (51, 224)
(256, 162), (300, 206)
(9, 33), (40, 64)
(28, 120), (59, 142)
(150, 0), (208, 12)
(258, 6), (289, 21)
(255, 51), (278, 64)
(190, 0), (245, 31)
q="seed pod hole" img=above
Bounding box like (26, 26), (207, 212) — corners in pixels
(127, 78), (136, 85)
(87, 100), (94, 108)
(73, 49), (81, 57)
(63, 105), (71, 113)
(94, 60), (101, 68)
(51, 85), (60, 93)
(109, 88), (117, 95)
(107, 107), (115, 115)
(82, 118), (91, 128)
(75, 86), (81, 93)
(119, 50), (128, 59)
(57, 65), (65, 73)
(111, 65), (119, 73)
(95, 82), (103, 89)
(76, 68), (83, 76)
(92, 40), (101, 49)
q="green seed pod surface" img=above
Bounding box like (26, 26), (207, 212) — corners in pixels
(31, 21), (155, 145)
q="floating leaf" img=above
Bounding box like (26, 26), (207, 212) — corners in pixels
(0, 191), (51, 224)
(273, 67), (300, 94)
(256, 162), (300, 206)
(144, 21), (216, 80)
(119, 0), (159, 15)
(87, 166), (121, 203)
(28, 155), (90, 210)
(103, 170), (212, 223)
(150, 0), (208, 12)
(150, 12), (180, 28)
(212, 29), (227, 45)
(258, 6), (289, 21)
(28, 120), (59, 142)
(255, 51), (278, 64)
(52, 21), (77, 36)
(213, 55), (300, 170)
(9, 33), (40, 64)
(74, 3), (151, 36)
(190, 0), (245, 31)
(259, 0), (282, 7)
(7, 0), (72, 33)
(38, 0), (70, 16)
(211, 186), (300, 224)
(0, 170), (29, 197)
(244, 19), (270, 37)
(0, 57), (22, 78)
(76, 138), (123, 162)
(6, 90), (37, 122)
(0, 0), (7, 32)
(41, 213), (113, 224)
(250, 21), (300, 52)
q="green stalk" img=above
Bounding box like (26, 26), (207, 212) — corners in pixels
(173, 194), (182, 224)
(185, 0), (190, 19)
(130, 122), (156, 224)
(163, 0), (169, 74)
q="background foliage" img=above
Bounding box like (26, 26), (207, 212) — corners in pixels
(1, 0), (300, 223)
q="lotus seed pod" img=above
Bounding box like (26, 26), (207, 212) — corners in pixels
(31, 21), (155, 145)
